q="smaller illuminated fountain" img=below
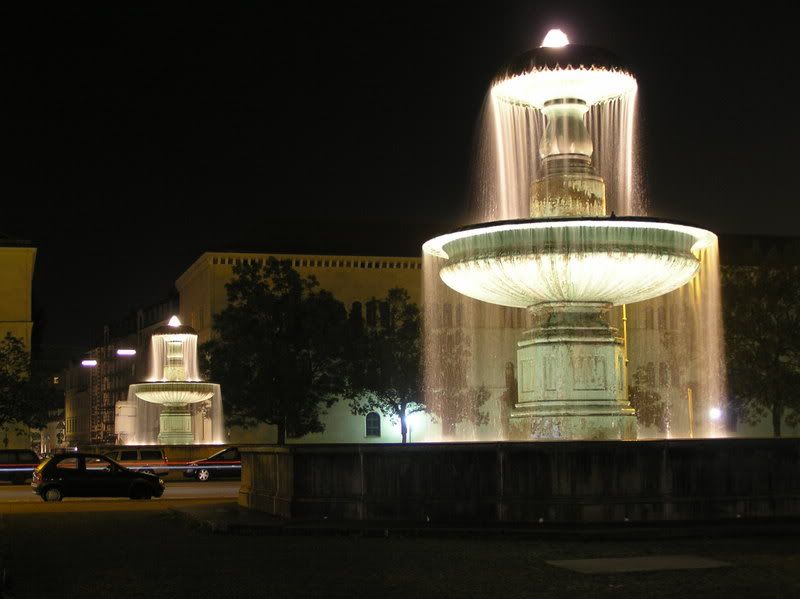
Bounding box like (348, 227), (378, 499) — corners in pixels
(128, 316), (223, 444)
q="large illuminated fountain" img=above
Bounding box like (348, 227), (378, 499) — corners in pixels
(423, 32), (716, 440)
(128, 316), (223, 444)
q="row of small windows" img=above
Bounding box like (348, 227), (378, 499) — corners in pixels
(426, 304), (529, 329)
(642, 306), (675, 331)
(641, 361), (677, 389)
(211, 256), (421, 270)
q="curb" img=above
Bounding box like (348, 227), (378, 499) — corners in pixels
(168, 507), (800, 541)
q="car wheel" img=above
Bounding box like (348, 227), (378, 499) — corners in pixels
(197, 468), (211, 482)
(43, 487), (63, 502)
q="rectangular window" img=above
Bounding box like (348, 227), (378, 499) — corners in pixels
(140, 450), (163, 461)
(366, 302), (377, 327)
(645, 307), (654, 330)
(443, 303), (453, 328)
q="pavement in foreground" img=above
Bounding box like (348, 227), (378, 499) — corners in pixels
(2, 496), (800, 599)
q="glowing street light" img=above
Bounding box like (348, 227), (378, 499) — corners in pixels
(81, 359), (98, 367)
(116, 349), (137, 356)
(709, 407), (723, 421)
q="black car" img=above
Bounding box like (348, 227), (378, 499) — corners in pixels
(31, 453), (165, 502)
(183, 447), (241, 481)
(0, 449), (40, 485)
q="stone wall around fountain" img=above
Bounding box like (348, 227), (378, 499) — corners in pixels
(239, 439), (800, 523)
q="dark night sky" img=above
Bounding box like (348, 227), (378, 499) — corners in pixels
(1, 3), (796, 356)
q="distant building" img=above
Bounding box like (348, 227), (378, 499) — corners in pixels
(176, 251), (423, 343)
(65, 296), (179, 446)
(176, 251), (428, 444)
(0, 238), (37, 449)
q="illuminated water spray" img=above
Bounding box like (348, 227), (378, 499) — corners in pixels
(121, 316), (224, 445)
(423, 31), (719, 440)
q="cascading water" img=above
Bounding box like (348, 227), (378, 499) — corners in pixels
(423, 30), (726, 440)
(120, 316), (224, 445)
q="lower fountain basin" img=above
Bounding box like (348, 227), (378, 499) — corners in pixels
(131, 381), (217, 406)
(422, 217), (716, 307)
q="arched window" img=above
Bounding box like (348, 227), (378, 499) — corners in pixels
(365, 412), (381, 437)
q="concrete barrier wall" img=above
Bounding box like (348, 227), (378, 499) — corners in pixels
(239, 439), (800, 523)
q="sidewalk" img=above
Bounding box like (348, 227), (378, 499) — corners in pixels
(169, 501), (800, 540)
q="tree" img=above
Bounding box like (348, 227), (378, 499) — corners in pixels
(723, 263), (800, 437)
(347, 288), (423, 443)
(0, 333), (61, 442)
(200, 258), (349, 444)
(424, 326), (490, 438)
(627, 365), (669, 433)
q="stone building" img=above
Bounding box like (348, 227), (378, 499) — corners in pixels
(0, 238), (37, 449)
(65, 296), (179, 446)
(175, 251), (430, 444)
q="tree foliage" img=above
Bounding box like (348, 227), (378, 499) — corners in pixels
(424, 327), (490, 437)
(346, 288), (423, 443)
(0, 333), (60, 435)
(200, 258), (349, 443)
(627, 365), (669, 433)
(723, 263), (800, 436)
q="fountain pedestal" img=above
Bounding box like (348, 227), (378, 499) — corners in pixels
(511, 302), (635, 439)
(158, 405), (195, 444)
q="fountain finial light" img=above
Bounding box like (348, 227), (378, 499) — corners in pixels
(168, 315), (182, 327)
(541, 29), (569, 48)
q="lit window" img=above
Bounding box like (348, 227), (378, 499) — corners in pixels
(365, 412), (381, 437)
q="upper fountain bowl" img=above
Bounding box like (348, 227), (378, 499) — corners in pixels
(492, 44), (637, 108)
(422, 217), (716, 308)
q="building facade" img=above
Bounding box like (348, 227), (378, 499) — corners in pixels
(176, 251), (428, 444)
(0, 239), (37, 449)
(65, 296), (179, 446)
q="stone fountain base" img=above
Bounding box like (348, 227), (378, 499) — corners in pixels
(239, 439), (800, 523)
(158, 405), (194, 444)
(512, 302), (636, 440)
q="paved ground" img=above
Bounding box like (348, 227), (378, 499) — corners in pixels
(0, 480), (239, 504)
(2, 496), (799, 599)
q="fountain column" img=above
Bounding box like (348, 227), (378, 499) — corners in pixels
(510, 96), (635, 439)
